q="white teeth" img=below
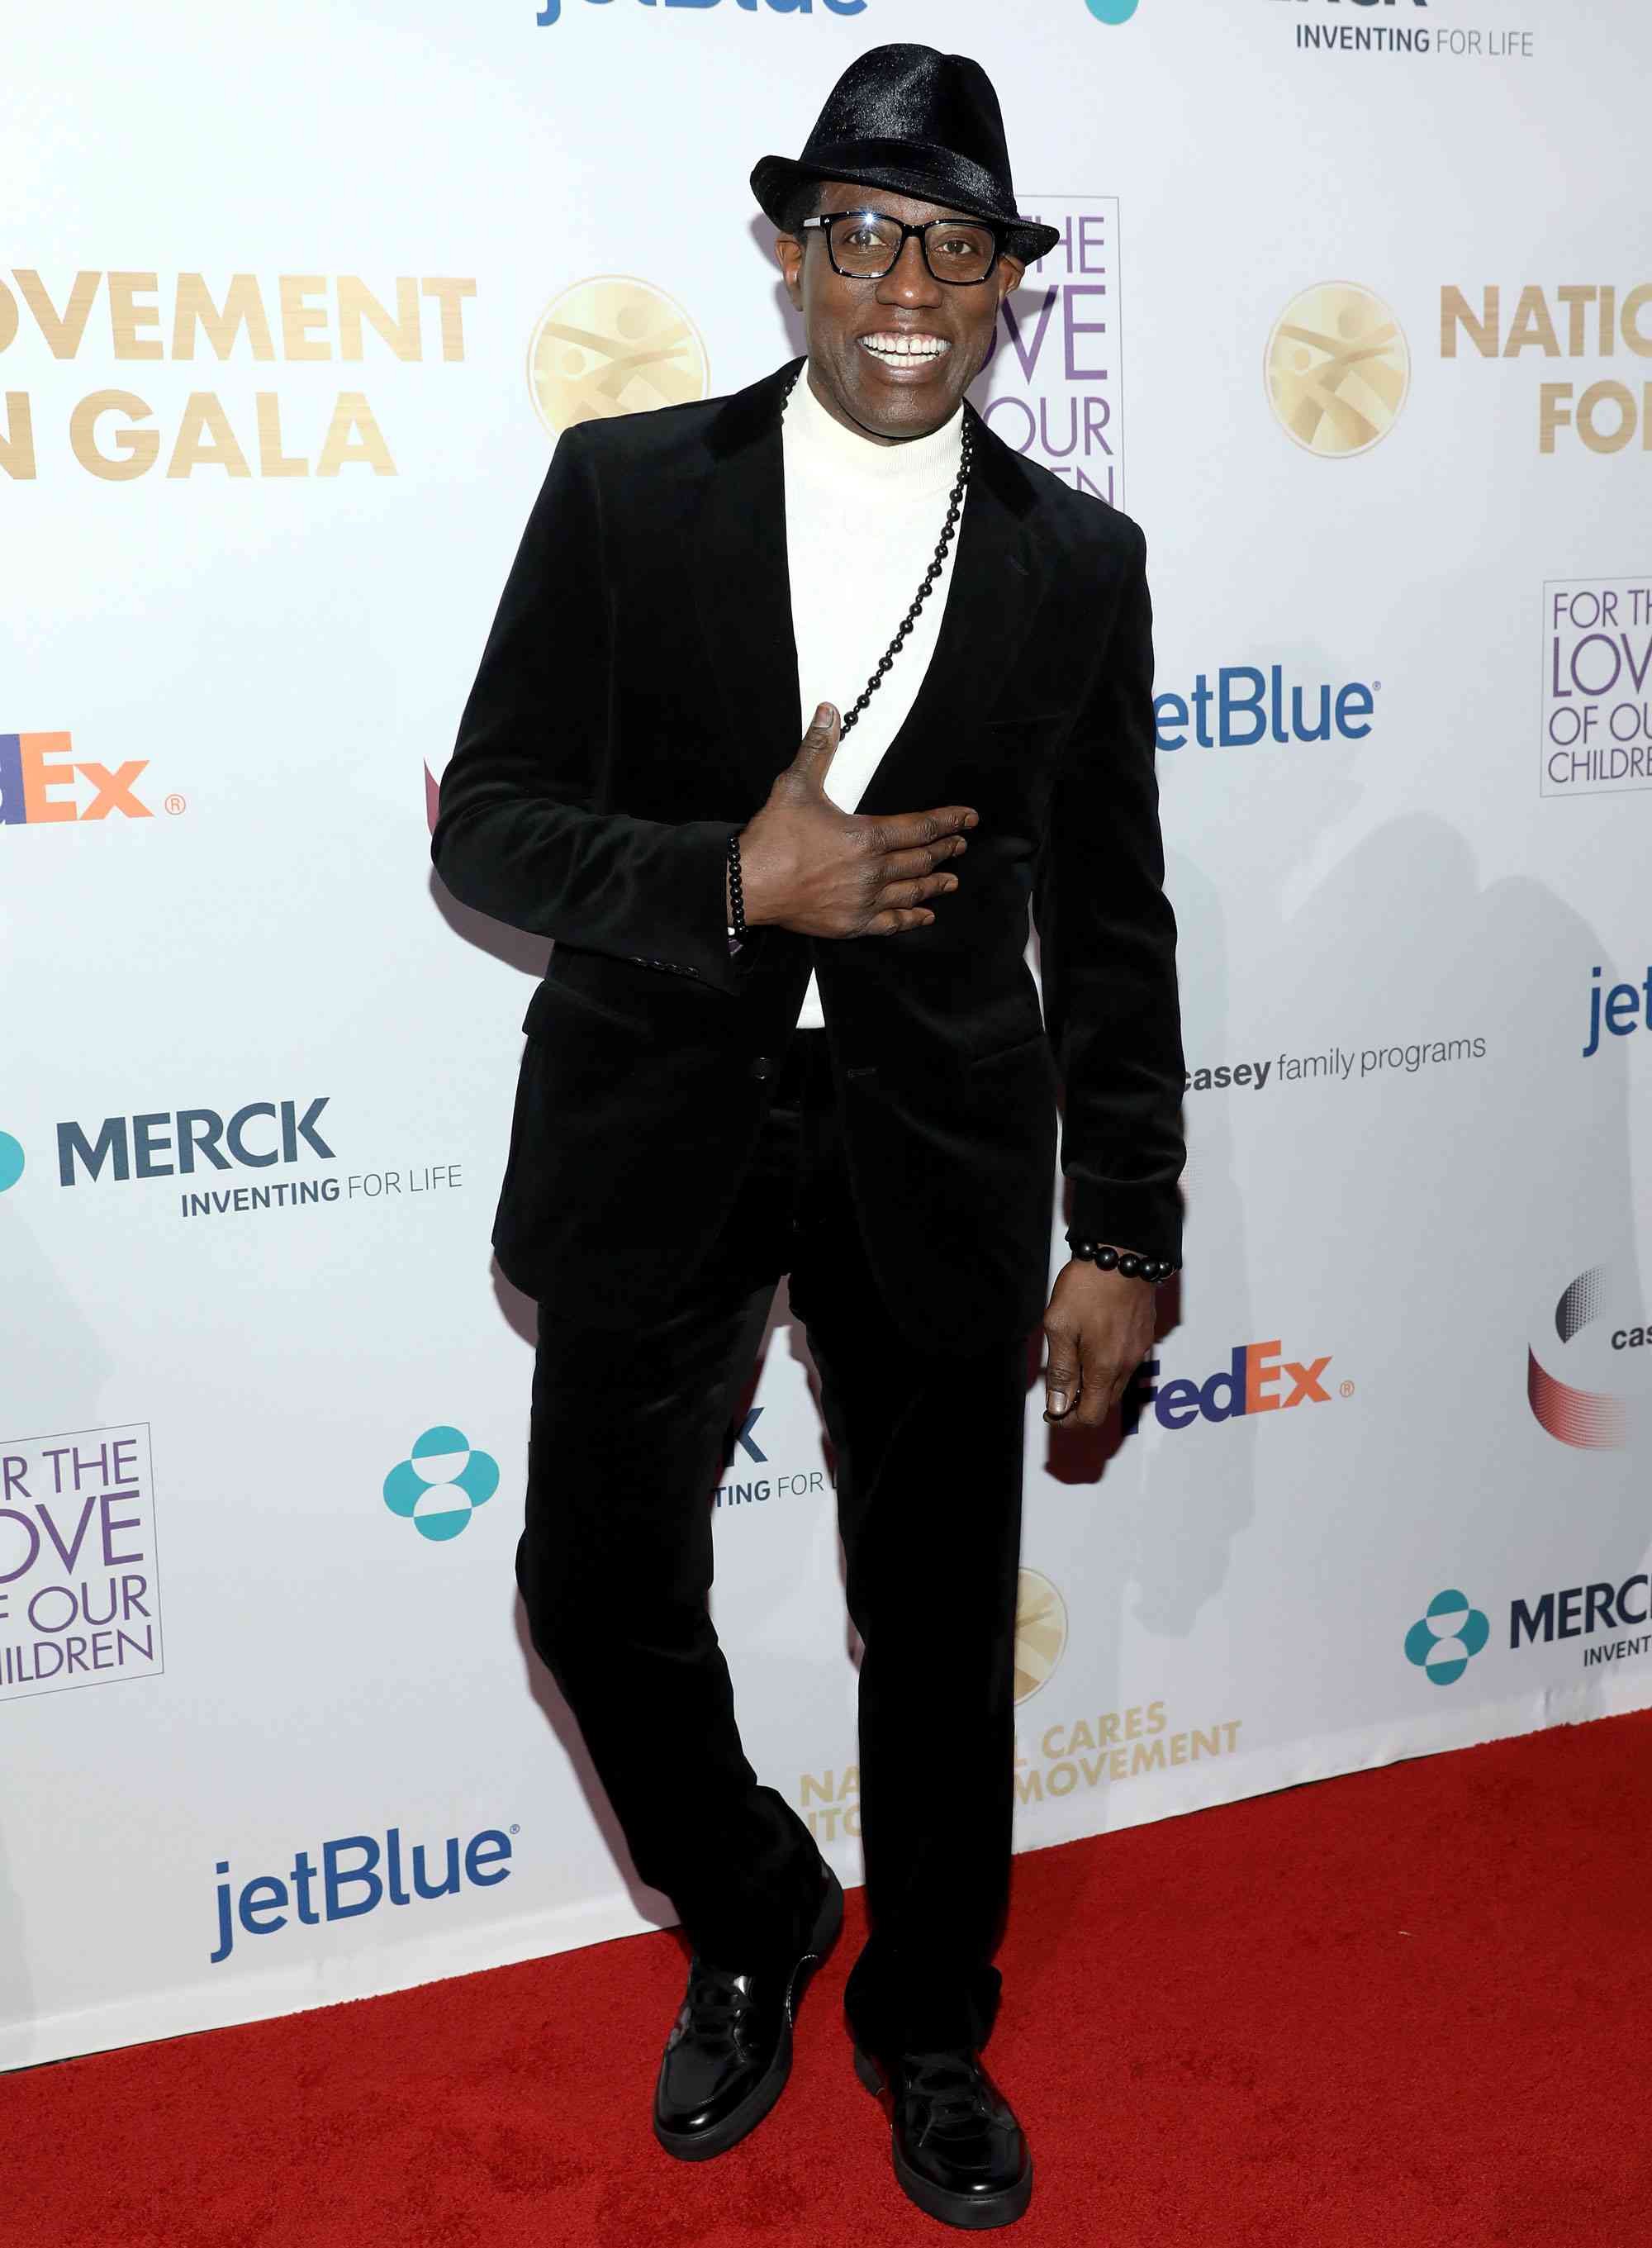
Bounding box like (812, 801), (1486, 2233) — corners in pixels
(861, 335), (949, 362)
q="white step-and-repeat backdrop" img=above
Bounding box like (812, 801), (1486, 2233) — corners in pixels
(4, 0), (1649, 2069)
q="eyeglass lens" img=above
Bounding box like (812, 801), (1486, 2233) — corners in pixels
(827, 213), (997, 284)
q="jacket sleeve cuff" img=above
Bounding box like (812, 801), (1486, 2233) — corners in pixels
(1066, 1180), (1184, 1267)
(645, 818), (762, 999)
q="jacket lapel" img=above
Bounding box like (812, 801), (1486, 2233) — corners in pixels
(856, 409), (1047, 820)
(691, 364), (1049, 817)
(694, 358), (805, 810)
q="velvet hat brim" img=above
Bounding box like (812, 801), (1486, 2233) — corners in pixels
(751, 45), (1061, 271)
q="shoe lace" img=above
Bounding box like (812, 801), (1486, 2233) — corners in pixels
(682, 1960), (753, 2046)
(907, 2051), (988, 2132)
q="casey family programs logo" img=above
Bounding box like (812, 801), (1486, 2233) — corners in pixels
(1526, 1263), (1647, 1452)
(528, 276), (708, 437)
(1265, 283), (1410, 455)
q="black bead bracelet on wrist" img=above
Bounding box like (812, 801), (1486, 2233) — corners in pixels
(726, 829), (748, 946)
(1067, 1238), (1180, 1285)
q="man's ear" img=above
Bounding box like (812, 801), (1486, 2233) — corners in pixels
(995, 255), (1026, 308)
(774, 232), (805, 310)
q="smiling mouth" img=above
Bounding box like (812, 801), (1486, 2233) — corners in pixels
(858, 332), (952, 370)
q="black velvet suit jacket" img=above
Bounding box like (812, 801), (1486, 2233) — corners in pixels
(432, 357), (1184, 1352)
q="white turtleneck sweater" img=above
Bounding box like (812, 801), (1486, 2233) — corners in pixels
(781, 366), (967, 1030)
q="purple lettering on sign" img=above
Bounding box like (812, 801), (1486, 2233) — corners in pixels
(0, 1423), (164, 1701)
(970, 196), (1124, 509)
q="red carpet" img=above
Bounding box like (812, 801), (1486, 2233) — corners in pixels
(7, 1711), (1652, 2246)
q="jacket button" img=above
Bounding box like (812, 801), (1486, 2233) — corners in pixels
(750, 1055), (776, 1081)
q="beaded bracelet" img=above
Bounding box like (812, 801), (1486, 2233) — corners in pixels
(1068, 1238), (1180, 1285)
(725, 830), (748, 947)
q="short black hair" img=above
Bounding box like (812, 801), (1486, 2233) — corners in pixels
(777, 178), (824, 237)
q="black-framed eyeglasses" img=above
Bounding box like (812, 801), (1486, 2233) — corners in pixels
(799, 210), (1004, 287)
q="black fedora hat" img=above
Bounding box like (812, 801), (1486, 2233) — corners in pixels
(751, 44), (1060, 269)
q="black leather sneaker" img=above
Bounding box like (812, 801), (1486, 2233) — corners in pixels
(852, 2041), (1032, 2228)
(653, 1861), (844, 2160)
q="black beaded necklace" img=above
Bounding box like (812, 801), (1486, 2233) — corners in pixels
(783, 365), (973, 739)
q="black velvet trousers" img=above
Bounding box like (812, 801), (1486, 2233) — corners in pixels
(517, 1029), (1029, 2053)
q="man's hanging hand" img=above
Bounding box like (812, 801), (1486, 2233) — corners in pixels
(1042, 1258), (1158, 1427)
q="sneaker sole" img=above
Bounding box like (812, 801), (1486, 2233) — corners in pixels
(852, 2045), (1033, 2230)
(653, 1869), (845, 2163)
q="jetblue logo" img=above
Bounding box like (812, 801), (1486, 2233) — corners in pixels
(211, 1823), (513, 1962)
(1155, 668), (1377, 751)
(537, 0), (865, 22)
(57, 1100), (333, 1185)
(1582, 965), (1652, 1058)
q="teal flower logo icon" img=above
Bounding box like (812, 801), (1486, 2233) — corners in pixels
(383, 1426), (500, 1543)
(1404, 1589), (1490, 1687)
(0, 1131), (23, 1192)
(1085, 0), (1141, 20)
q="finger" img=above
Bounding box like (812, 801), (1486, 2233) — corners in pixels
(866, 805), (979, 852)
(873, 872), (959, 911)
(1073, 1361), (1129, 1428)
(874, 834), (969, 883)
(791, 703), (842, 782)
(1043, 1334), (1081, 1422)
(862, 906), (938, 935)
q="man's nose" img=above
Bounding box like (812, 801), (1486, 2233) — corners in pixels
(875, 234), (942, 309)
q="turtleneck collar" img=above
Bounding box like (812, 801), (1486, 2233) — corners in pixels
(785, 362), (965, 493)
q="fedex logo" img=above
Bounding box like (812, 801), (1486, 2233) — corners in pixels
(1127, 1339), (1336, 1432)
(0, 734), (150, 825)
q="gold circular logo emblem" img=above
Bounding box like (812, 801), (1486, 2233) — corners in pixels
(1013, 1567), (1068, 1704)
(528, 275), (709, 438)
(1265, 281), (1409, 457)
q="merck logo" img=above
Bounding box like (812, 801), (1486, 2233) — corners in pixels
(1127, 1338), (1336, 1432)
(1, 732), (150, 824)
(57, 1100), (335, 1186)
(1404, 1590), (1488, 1686)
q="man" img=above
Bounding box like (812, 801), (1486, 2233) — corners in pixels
(433, 42), (1184, 2231)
